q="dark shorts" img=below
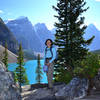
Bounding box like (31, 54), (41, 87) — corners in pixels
(45, 57), (52, 64)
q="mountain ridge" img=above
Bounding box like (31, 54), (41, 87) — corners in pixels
(0, 17), (18, 54)
(4, 16), (100, 52)
(6, 17), (43, 52)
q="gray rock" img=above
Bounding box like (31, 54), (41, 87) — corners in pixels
(94, 74), (100, 90)
(55, 77), (88, 100)
(22, 78), (88, 100)
(0, 61), (20, 100)
(22, 83), (66, 100)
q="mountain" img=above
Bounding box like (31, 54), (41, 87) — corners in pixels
(6, 16), (100, 53)
(91, 49), (100, 54)
(6, 17), (55, 53)
(84, 24), (100, 51)
(0, 18), (18, 54)
(34, 23), (55, 49)
(6, 16), (99, 52)
(6, 17), (43, 52)
(0, 45), (18, 63)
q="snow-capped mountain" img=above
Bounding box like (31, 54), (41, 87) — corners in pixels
(6, 17), (43, 52)
(5, 16), (100, 53)
(33, 23), (55, 50)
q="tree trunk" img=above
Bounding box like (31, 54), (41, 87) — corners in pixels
(87, 77), (94, 95)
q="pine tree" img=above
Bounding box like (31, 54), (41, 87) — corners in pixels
(15, 43), (29, 93)
(2, 41), (8, 69)
(53, 0), (94, 81)
(36, 54), (43, 84)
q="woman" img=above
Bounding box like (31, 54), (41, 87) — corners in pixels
(44, 39), (56, 89)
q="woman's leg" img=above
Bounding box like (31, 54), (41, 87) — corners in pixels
(47, 62), (54, 88)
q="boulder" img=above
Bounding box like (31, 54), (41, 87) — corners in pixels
(0, 61), (20, 100)
(55, 77), (88, 100)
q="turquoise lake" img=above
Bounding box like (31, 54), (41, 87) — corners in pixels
(8, 60), (47, 84)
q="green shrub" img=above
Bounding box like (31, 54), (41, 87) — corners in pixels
(54, 67), (73, 84)
(73, 52), (100, 79)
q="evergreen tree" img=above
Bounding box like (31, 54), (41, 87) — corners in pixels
(53, 0), (94, 82)
(36, 54), (43, 84)
(14, 71), (18, 83)
(15, 43), (29, 93)
(2, 41), (8, 69)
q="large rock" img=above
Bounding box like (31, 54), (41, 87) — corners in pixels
(22, 78), (88, 100)
(0, 61), (20, 100)
(55, 77), (88, 100)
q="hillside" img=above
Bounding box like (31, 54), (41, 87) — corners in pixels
(0, 45), (18, 63)
(91, 49), (100, 54)
(0, 17), (18, 54)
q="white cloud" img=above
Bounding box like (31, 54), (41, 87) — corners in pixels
(0, 10), (4, 14)
(84, 20), (100, 30)
(46, 23), (54, 30)
(95, 0), (100, 1)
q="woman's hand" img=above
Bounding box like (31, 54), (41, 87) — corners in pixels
(46, 63), (51, 67)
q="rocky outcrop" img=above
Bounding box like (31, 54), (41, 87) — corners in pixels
(0, 61), (20, 100)
(22, 78), (88, 100)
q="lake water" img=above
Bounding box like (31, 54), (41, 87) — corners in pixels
(8, 60), (47, 84)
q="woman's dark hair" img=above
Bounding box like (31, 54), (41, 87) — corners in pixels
(45, 39), (53, 46)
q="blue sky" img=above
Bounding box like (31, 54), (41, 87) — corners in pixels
(0, 0), (100, 30)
